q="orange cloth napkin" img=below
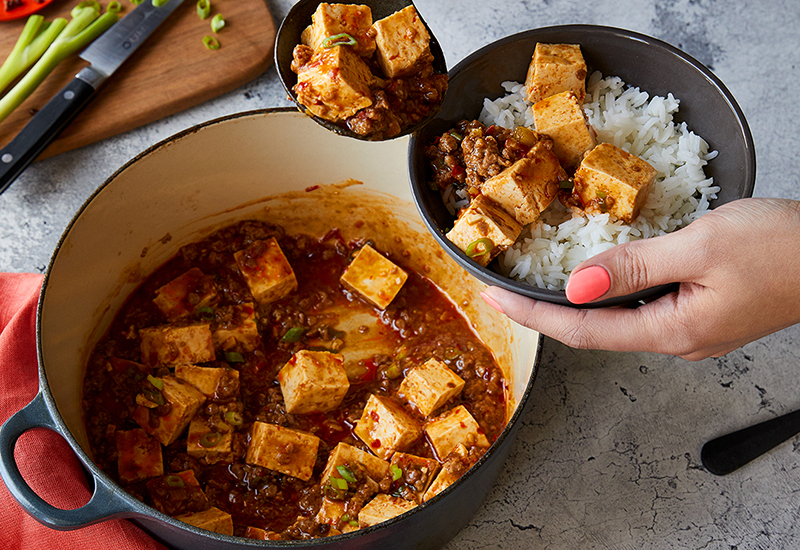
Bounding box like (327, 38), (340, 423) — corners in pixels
(0, 273), (166, 550)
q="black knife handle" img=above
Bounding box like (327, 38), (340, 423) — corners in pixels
(0, 76), (96, 195)
(701, 408), (800, 475)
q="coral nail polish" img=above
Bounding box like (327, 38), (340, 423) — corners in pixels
(566, 265), (611, 304)
(480, 292), (505, 314)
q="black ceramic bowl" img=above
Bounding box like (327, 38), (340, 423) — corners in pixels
(275, 0), (448, 141)
(408, 25), (756, 307)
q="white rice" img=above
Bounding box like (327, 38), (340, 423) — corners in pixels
(470, 71), (718, 291)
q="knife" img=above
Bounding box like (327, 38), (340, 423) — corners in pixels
(0, 0), (185, 195)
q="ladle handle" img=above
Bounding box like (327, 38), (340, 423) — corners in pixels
(701, 408), (800, 475)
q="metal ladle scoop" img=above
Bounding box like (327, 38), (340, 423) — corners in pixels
(274, 0), (448, 141)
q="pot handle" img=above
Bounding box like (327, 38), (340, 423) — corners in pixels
(0, 392), (131, 529)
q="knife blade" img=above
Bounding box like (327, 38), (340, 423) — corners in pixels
(0, 0), (185, 195)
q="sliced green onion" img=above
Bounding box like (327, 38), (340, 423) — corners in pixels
(322, 32), (356, 48)
(596, 190), (607, 199)
(448, 130), (463, 141)
(0, 6), (117, 123)
(211, 13), (225, 33)
(348, 519), (359, 527)
(196, 0), (210, 18)
(107, 1), (122, 13)
(200, 432), (221, 448)
(329, 475), (349, 491)
(130, 0), (143, 4)
(336, 465), (357, 483)
(71, 0), (101, 17)
(465, 238), (493, 259)
(197, 306), (215, 320)
(390, 464), (402, 481)
(443, 348), (461, 360)
(558, 179), (573, 190)
(203, 36), (220, 50)
(224, 411), (243, 426)
(324, 483), (344, 500)
(225, 351), (244, 363)
(0, 16), (65, 97)
(152, 0), (168, 6)
(385, 363), (402, 379)
(146, 374), (164, 390)
(142, 387), (165, 406)
(340, 513), (351, 523)
(281, 327), (305, 343)
(165, 475), (185, 488)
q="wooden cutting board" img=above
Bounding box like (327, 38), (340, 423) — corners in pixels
(0, 0), (275, 158)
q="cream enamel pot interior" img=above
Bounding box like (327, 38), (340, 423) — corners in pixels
(0, 109), (541, 549)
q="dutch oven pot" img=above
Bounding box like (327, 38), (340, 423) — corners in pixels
(0, 109), (541, 549)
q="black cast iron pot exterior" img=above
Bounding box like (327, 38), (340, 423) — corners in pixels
(0, 109), (542, 549)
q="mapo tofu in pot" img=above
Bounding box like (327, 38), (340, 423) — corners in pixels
(82, 219), (507, 539)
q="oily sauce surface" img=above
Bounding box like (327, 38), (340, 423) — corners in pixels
(82, 220), (506, 537)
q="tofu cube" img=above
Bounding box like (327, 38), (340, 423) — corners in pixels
(245, 422), (320, 481)
(340, 244), (408, 310)
(243, 527), (282, 540)
(321, 442), (390, 483)
(278, 350), (350, 414)
(358, 494), (417, 527)
(573, 142), (657, 222)
(186, 417), (233, 464)
(116, 428), (164, 484)
(139, 324), (216, 367)
(211, 303), (260, 352)
(424, 405), (490, 459)
(422, 443), (485, 502)
(294, 45), (375, 122)
(354, 394), (422, 460)
(524, 43), (587, 104)
(314, 497), (346, 527)
(390, 452), (440, 502)
(146, 470), (210, 516)
(398, 358), (465, 418)
(175, 507), (233, 535)
(372, 5), (433, 78)
(532, 91), (597, 168)
(234, 238), (298, 305)
(133, 376), (206, 446)
(301, 2), (376, 57)
(480, 141), (566, 225)
(446, 194), (522, 267)
(153, 268), (219, 322)
(314, 500), (359, 533)
(175, 365), (239, 398)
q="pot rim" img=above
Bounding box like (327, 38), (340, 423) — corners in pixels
(35, 107), (544, 544)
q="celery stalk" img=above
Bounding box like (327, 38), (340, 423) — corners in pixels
(0, 7), (119, 124)
(0, 15), (68, 96)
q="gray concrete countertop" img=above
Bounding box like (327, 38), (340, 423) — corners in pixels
(2, 1), (799, 548)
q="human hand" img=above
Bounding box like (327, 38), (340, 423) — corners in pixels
(481, 198), (800, 360)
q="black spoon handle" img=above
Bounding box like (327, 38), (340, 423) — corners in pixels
(701, 408), (800, 475)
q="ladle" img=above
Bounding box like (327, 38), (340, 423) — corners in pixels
(701, 408), (800, 475)
(274, 0), (448, 141)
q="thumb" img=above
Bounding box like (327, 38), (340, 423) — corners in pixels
(566, 228), (705, 304)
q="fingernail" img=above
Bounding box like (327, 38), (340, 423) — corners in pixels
(566, 265), (611, 304)
(480, 292), (505, 315)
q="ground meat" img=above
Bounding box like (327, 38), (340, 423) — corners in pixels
(291, 44), (313, 73)
(82, 220), (507, 537)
